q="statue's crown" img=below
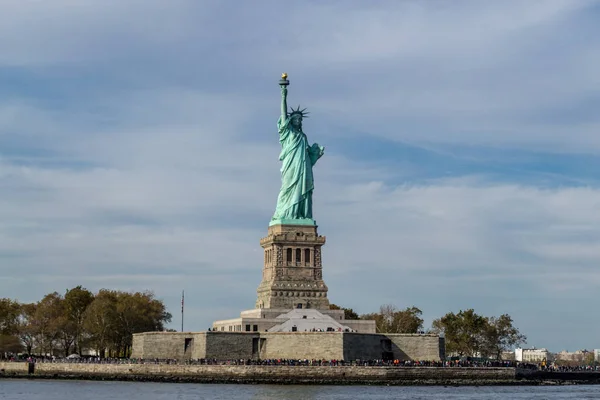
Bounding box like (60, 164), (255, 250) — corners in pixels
(289, 105), (309, 118)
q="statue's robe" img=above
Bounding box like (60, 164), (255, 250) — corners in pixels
(272, 116), (324, 221)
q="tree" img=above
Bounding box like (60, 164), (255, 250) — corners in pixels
(583, 351), (596, 366)
(64, 286), (94, 355)
(57, 312), (77, 357)
(83, 289), (172, 357)
(2, 288), (172, 358)
(0, 298), (21, 335)
(0, 334), (22, 356)
(16, 303), (37, 355)
(431, 309), (488, 357)
(113, 291), (172, 356)
(83, 290), (118, 358)
(481, 314), (526, 359)
(0, 299), (23, 357)
(361, 304), (423, 333)
(432, 309), (526, 358)
(329, 304), (359, 320)
(31, 292), (66, 356)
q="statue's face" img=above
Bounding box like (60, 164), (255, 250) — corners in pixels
(291, 114), (302, 129)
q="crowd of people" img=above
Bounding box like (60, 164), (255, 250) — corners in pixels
(3, 356), (598, 372)
(5, 356), (519, 368)
(539, 364), (600, 372)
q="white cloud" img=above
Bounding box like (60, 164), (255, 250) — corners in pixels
(2, 0), (599, 151)
(281, 0), (591, 63)
(0, 0), (206, 66)
(318, 177), (600, 277)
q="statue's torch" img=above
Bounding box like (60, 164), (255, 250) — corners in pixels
(279, 72), (289, 87)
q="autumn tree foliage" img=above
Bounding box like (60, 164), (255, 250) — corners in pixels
(0, 287), (171, 358)
(361, 305), (424, 334)
(329, 303), (424, 334)
(0, 298), (22, 356)
(83, 290), (171, 357)
(65, 286), (95, 355)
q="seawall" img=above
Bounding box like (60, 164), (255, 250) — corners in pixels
(3, 362), (599, 385)
(1, 362), (516, 385)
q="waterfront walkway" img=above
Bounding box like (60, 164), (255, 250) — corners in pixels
(4, 357), (517, 368)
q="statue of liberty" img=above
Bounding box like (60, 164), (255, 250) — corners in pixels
(271, 73), (325, 226)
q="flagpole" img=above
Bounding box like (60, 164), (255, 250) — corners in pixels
(181, 290), (184, 332)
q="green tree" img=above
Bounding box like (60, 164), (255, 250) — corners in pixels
(432, 310), (526, 358)
(83, 290), (118, 358)
(64, 286), (95, 355)
(113, 291), (172, 356)
(431, 309), (488, 356)
(0, 298), (22, 357)
(57, 311), (77, 357)
(480, 314), (526, 359)
(0, 334), (22, 356)
(16, 303), (37, 355)
(329, 303), (359, 320)
(33, 292), (69, 355)
(0, 298), (21, 335)
(361, 304), (423, 333)
(83, 289), (172, 357)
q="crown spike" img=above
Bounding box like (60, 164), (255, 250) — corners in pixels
(288, 104), (309, 118)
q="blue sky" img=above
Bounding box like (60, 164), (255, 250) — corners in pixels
(1, 0), (599, 352)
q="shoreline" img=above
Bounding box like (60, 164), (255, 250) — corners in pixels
(2, 363), (600, 386)
(0, 375), (535, 386)
(2, 375), (597, 386)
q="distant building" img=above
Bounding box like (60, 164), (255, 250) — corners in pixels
(555, 350), (588, 363)
(515, 348), (549, 363)
(594, 349), (600, 362)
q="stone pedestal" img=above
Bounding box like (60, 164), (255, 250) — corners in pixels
(255, 224), (329, 309)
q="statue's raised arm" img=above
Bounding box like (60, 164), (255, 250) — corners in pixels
(279, 73), (289, 122)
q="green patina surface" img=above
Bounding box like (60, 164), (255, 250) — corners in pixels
(271, 75), (324, 225)
(269, 217), (316, 227)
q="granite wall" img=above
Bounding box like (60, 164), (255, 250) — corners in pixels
(132, 331), (443, 361)
(0, 361), (517, 384)
(260, 332), (344, 360)
(131, 332), (201, 360)
(387, 334), (445, 361)
(204, 332), (258, 359)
